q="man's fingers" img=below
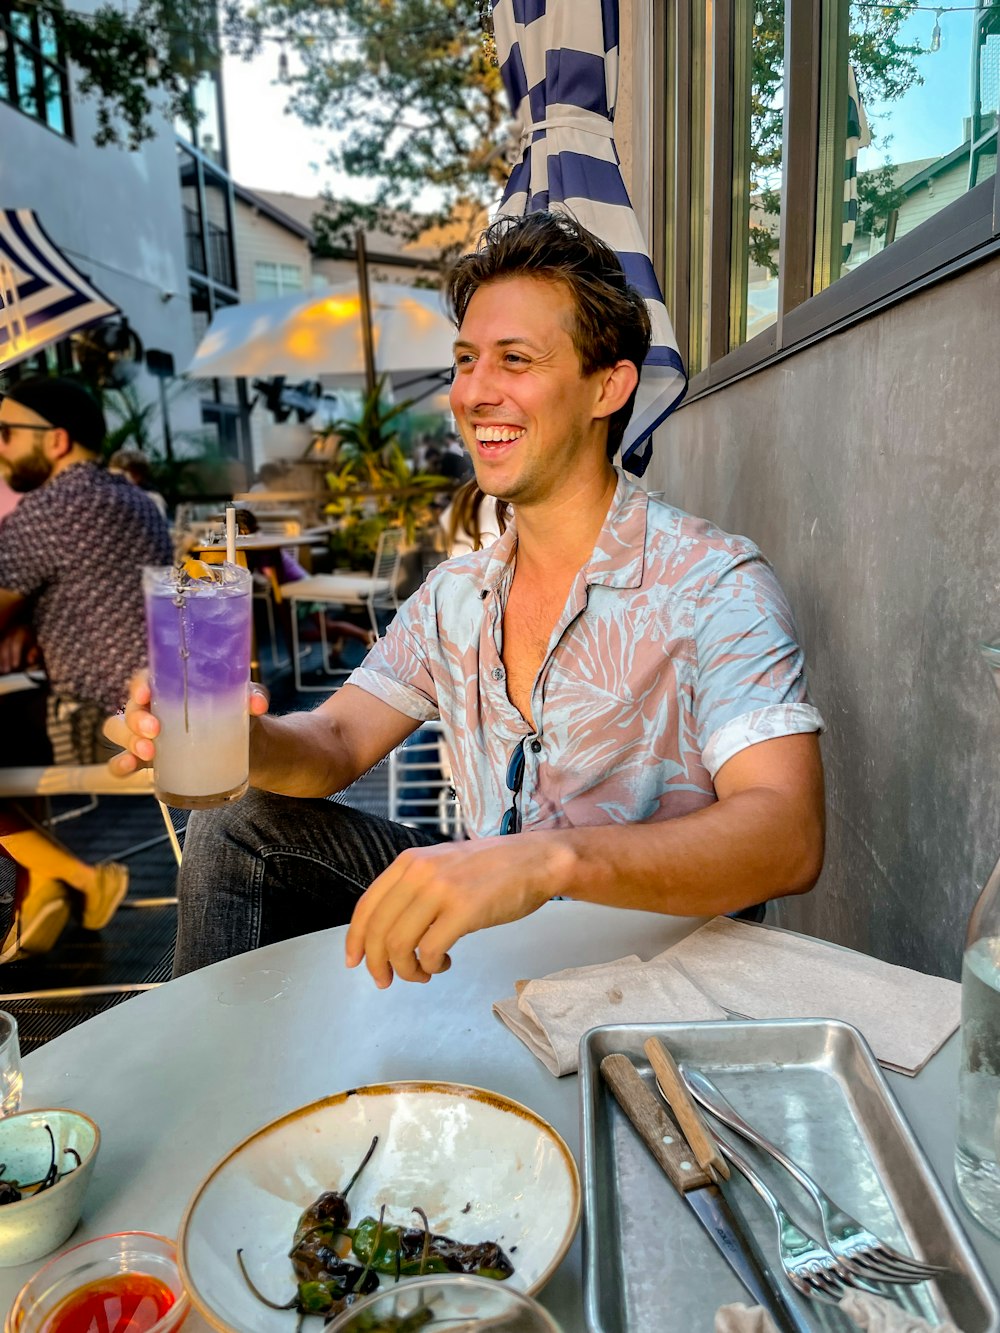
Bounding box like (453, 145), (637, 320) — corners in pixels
(249, 684), (270, 716)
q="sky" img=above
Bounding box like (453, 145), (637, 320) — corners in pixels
(222, 48), (360, 199)
(858, 7), (979, 170)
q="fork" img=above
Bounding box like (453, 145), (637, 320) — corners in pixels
(681, 1065), (948, 1284)
(717, 1133), (884, 1306)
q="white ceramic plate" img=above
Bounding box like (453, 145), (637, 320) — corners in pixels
(178, 1082), (580, 1333)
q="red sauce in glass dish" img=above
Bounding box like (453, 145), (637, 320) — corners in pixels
(41, 1273), (176, 1333)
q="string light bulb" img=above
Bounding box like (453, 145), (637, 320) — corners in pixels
(930, 8), (943, 51)
(277, 44), (290, 82)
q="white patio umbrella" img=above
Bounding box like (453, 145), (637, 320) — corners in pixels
(185, 281), (456, 382)
(0, 208), (119, 371)
(492, 0), (686, 477)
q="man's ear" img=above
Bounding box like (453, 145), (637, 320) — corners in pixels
(592, 360), (640, 422)
(44, 426), (73, 461)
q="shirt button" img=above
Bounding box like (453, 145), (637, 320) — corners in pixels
(491, 666), (504, 681)
(530, 739), (542, 753)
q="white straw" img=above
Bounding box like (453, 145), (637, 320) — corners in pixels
(225, 504), (237, 564)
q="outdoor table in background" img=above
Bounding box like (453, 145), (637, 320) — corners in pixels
(0, 901), (996, 1330)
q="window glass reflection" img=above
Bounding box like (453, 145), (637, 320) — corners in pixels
(828, 2), (999, 288)
(740, 0), (784, 346)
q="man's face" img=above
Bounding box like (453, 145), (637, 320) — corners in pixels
(0, 401), (55, 492)
(449, 275), (613, 508)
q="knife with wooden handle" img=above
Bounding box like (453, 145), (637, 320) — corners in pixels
(644, 1035), (730, 1181)
(600, 1053), (809, 1333)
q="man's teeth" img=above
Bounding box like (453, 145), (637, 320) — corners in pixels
(475, 426), (526, 443)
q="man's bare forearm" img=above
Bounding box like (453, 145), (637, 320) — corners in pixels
(248, 686), (420, 799)
(551, 783), (824, 917)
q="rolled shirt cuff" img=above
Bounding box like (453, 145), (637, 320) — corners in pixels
(346, 666), (440, 723)
(702, 703), (825, 781)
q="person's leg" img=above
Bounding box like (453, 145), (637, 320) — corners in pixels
(0, 809), (128, 932)
(173, 789), (443, 976)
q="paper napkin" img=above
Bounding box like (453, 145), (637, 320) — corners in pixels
(493, 917), (960, 1077)
(492, 953), (725, 1076)
(668, 917), (960, 1075)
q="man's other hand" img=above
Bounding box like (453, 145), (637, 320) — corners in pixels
(344, 834), (572, 987)
(104, 671), (270, 776)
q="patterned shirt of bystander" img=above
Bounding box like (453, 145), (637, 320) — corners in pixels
(349, 471), (824, 838)
(0, 461), (172, 714)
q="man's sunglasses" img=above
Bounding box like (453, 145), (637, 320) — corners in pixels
(0, 422), (51, 444)
(500, 738), (525, 836)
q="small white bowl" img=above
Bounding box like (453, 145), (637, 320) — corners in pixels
(0, 1109), (100, 1267)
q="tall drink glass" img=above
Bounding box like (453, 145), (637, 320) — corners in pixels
(142, 563), (252, 808)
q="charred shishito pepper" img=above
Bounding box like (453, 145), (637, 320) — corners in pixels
(294, 1133), (380, 1244)
(0, 1125), (81, 1206)
(348, 1213), (514, 1281)
(238, 1137), (383, 1321)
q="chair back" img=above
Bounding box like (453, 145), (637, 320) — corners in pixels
(370, 527), (406, 606)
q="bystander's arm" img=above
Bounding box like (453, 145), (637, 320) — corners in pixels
(0, 589), (25, 640)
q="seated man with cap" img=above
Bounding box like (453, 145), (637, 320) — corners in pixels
(0, 375), (173, 956)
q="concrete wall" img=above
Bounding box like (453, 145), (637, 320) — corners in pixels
(0, 41), (202, 443)
(643, 261), (1000, 980)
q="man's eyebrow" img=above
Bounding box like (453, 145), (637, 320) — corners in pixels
(452, 336), (545, 352)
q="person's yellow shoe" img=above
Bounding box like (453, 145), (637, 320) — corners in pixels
(82, 862), (129, 931)
(0, 879), (72, 963)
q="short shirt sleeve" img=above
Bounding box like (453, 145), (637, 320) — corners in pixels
(694, 554), (824, 778)
(346, 582), (441, 723)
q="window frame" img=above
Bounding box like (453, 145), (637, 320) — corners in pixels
(665, 0), (1000, 403)
(0, 3), (72, 139)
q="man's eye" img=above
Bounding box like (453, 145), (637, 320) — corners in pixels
(503, 353), (528, 366)
(455, 354), (476, 368)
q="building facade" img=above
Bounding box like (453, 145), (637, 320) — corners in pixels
(618, 0), (1000, 980)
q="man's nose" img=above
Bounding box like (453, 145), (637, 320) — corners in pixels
(452, 359), (503, 407)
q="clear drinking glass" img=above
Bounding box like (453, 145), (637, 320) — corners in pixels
(0, 1011), (23, 1116)
(142, 563), (252, 809)
(325, 1275), (563, 1333)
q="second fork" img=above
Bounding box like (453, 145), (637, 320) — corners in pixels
(682, 1065), (947, 1284)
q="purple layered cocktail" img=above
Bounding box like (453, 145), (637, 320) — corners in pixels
(142, 563), (252, 808)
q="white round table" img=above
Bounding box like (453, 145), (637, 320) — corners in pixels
(0, 902), (997, 1331)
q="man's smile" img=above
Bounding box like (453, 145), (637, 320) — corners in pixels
(474, 425), (527, 445)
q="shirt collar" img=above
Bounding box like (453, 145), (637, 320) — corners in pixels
(478, 469), (649, 597)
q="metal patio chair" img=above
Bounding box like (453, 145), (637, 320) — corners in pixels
(279, 526), (406, 692)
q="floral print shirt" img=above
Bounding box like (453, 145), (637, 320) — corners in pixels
(349, 471), (823, 838)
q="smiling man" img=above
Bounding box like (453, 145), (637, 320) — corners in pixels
(110, 212), (825, 982)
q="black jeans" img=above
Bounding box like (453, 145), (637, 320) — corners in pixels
(173, 788), (444, 976)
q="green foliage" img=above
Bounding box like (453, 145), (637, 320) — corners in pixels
(321, 377), (452, 564)
(35, 0), (230, 149)
(285, 0), (503, 257)
(748, 0), (927, 276)
(101, 383), (157, 458)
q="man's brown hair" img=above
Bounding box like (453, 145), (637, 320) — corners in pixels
(446, 211), (652, 458)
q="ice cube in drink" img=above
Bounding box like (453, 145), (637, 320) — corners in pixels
(143, 563), (252, 808)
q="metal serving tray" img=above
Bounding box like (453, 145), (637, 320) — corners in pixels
(580, 1020), (999, 1333)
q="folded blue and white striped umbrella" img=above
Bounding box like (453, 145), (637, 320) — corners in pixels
(0, 208), (118, 371)
(492, 0), (686, 477)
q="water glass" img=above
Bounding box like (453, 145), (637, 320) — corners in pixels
(0, 1011), (23, 1116)
(325, 1274), (563, 1332)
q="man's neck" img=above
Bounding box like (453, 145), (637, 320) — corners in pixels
(48, 450), (95, 481)
(511, 464), (618, 580)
